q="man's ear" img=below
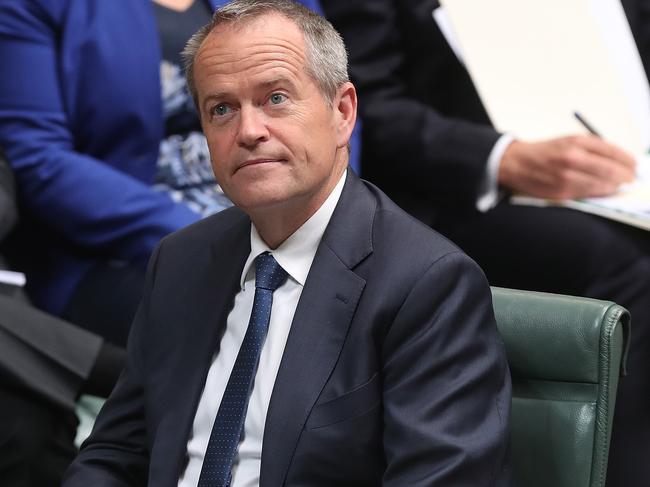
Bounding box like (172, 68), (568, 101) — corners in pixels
(334, 82), (357, 149)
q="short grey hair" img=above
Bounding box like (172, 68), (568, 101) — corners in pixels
(182, 0), (349, 106)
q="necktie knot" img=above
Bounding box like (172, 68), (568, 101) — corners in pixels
(254, 252), (288, 291)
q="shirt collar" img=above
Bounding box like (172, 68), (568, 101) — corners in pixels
(240, 171), (347, 289)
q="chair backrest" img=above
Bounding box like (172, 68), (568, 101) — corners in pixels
(491, 287), (630, 487)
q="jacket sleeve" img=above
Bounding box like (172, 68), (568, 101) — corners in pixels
(382, 252), (512, 486)
(322, 0), (502, 206)
(0, 0), (200, 264)
(62, 243), (163, 486)
(0, 152), (17, 242)
(621, 0), (650, 82)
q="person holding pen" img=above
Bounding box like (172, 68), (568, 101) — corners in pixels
(498, 132), (636, 200)
(323, 0), (650, 485)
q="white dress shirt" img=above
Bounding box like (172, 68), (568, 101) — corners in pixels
(178, 171), (347, 487)
(476, 133), (514, 212)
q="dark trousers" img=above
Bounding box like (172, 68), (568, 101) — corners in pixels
(0, 386), (78, 487)
(0, 293), (126, 487)
(437, 202), (650, 487)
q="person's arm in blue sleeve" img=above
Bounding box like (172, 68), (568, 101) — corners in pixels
(0, 0), (201, 265)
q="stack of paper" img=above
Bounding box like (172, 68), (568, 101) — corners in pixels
(512, 157), (650, 230)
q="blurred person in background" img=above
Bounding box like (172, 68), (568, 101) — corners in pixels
(0, 0), (352, 347)
(323, 1), (650, 485)
(0, 152), (124, 487)
(0, 1), (344, 485)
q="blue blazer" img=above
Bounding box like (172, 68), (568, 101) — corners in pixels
(0, 0), (351, 315)
(64, 171), (512, 486)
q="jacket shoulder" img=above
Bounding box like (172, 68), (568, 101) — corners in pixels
(367, 180), (463, 262)
(160, 206), (249, 251)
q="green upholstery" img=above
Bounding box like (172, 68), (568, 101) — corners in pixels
(75, 394), (104, 448)
(492, 287), (630, 487)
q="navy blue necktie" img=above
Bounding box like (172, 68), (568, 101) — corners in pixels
(198, 252), (288, 487)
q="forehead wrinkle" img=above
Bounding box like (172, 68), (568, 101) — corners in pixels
(196, 17), (307, 66)
(195, 15), (313, 97)
(200, 57), (303, 82)
(240, 36), (306, 61)
(197, 44), (307, 85)
(198, 38), (306, 68)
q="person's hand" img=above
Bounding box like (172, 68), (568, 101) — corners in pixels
(498, 135), (637, 199)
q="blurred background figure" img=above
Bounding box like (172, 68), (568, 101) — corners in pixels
(0, 0), (222, 346)
(322, 0), (650, 486)
(0, 0), (356, 348)
(0, 1), (347, 485)
(0, 153), (124, 487)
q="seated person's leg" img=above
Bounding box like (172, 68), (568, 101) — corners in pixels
(0, 384), (78, 487)
(82, 340), (126, 398)
(0, 294), (125, 486)
(438, 202), (650, 486)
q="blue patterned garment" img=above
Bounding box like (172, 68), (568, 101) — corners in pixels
(153, 3), (233, 217)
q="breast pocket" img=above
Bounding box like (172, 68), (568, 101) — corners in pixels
(306, 373), (381, 430)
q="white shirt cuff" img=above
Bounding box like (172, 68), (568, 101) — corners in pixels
(476, 134), (514, 212)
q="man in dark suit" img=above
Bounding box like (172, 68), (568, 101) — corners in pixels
(63, 1), (511, 485)
(322, 0), (650, 485)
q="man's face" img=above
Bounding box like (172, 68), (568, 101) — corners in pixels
(193, 13), (353, 216)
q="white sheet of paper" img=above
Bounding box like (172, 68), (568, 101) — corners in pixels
(0, 270), (26, 287)
(511, 155), (650, 230)
(582, 155), (650, 213)
(439, 0), (650, 155)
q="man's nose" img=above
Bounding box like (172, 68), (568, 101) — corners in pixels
(236, 106), (270, 148)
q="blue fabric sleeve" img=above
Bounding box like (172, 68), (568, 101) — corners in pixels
(0, 1), (201, 265)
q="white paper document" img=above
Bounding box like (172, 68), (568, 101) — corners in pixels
(511, 156), (650, 231)
(0, 270), (26, 287)
(439, 0), (650, 155)
(439, 0), (650, 229)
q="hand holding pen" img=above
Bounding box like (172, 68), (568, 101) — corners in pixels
(497, 113), (636, 200)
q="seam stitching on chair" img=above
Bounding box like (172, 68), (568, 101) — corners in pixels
(596, 305), (623, 487)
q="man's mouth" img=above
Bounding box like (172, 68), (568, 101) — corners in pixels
(236, 158), (285, 172)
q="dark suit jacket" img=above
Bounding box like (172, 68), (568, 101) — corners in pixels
(0, 153), (103, 411)
(323, 0), (499, 222)
(323, 0), (650, 224)
(621, 0), (650, 76)
(64, 172), (512, 486)
(0, 151), (17, 243)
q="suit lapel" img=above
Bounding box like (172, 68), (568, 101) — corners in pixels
(260, 172), (376, 487)
(162, 212), (252, 484)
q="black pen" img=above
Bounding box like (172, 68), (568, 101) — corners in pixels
(574, 111), (602, 137)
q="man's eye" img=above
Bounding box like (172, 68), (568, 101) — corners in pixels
(212, 104), (231, 116)
(269, 93), (287, 105)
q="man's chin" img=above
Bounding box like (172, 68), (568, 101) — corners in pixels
(234, 192), (295, 215)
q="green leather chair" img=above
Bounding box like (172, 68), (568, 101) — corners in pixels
(492, 287), (630, 487)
